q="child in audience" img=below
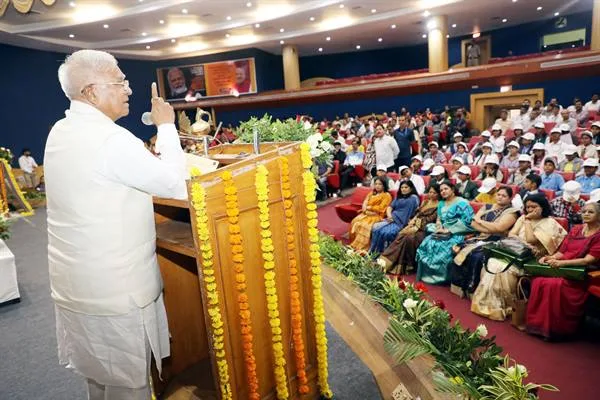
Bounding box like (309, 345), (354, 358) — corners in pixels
(540, 157), (565, 192)
(577, 131), (597, 159)
(559, 145), (583, 175)
(576, 158), (600, 193)
(508, 154), (533, 187)
(519, 132), (535, 155)
(531, 143), (546, 172)
(475, 178), (498, 204)
(499, 141), (520, 174)
(477, 155), (503, 182)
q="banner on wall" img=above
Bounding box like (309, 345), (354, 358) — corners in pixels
(157, 58), (257, 102)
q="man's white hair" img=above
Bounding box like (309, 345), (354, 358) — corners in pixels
(58, 50), (119, 100)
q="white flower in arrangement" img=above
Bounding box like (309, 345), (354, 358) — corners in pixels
(310, 147), (324, 158)
(508, 364), (528, 377)
(376, 258), (387, 268)
(320, 140), (332, 152)
(305, 133), (322, 148)
(403, 298), (418, 310)
(346, 248), (354, 255)
(475, 324), (488, 338)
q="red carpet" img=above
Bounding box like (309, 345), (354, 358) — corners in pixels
(318, 199), (599, 400)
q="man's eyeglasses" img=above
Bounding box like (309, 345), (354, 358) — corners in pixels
(81, 80), (130, 93)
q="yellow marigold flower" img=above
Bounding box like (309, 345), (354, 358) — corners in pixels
(221, 170), (233, 181)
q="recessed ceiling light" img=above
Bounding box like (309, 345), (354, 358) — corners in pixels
(318, 47), (323, 52)
(371, 9), (376, 13)
(146, 45), (151, 49)
(378, 37), (383, 42)
(171, 39), (176, 43)
(537, 6), (542, 11)
(279, 28), (285, 32)
(255, 23), (260, 28)
(226, 16), (232, 20)
(512, 0), (517, 2)
(356, 45), (361, 49)
(246, 1), (252, 7)
(326, 36), (331, 41)
(182, 8), (188, 14)
(68, 34), (75, 38)
(280, 40), (285, 44)
(225, 33), (230, 37)
(309, 16), (315, 21)
(446, 34), (450, 38)
(139, 0), (144, 2)
(473, 32), (481, 38)
(422, 34), (427, 38)
(103, 24), (109, 28)
(554, 12), (560, 16)
(391, 24), (396, 29)
(502, 18), (507, 23)
(69, 1), (76, 7)
(159, 19), (164, 24)
(423, 10), (430, 17)
(339, 4), (344, 8)
(572, 44), (575, 48)
(141, 32), (148, 36)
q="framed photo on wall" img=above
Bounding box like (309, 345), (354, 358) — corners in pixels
(156, 57), (257, 102)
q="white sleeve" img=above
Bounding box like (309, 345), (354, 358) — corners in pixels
(18, 156), (26, 171)
(390, 137), (400, 158)
(100, 124), (189, 200)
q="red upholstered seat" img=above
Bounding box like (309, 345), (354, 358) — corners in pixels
(442, 163), (453, 176)
(469, 201), (485, 214)
(558, 171), (575, 181)
(388, 172), (400, 181)
(504, 129), (515, 141)
(540, 188), (556, 200)
(327, 160), (341, 190)
(468, 165), (480, 180)
(389, 189), (398, 199)
(544, 122), (556, 132)
(500, 167), (509, 183)
(334, 186), (372, 223)
(467, 136), (480, 150)
(503, 184), (520, 199)
(581, 193), (590, 202)
(422, 175), (431, 187)
(553, 217), (569, 231)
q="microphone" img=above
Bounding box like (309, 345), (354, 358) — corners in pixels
(141, 112), (153, 126)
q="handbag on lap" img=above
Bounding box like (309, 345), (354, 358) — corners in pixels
(523, 262), (587, 281)
(483, 238), (534, 273)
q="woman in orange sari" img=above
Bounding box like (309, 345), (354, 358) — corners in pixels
(349, 177), (392, 252)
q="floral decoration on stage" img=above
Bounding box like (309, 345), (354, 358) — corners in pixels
(0, 159), (34, 216)
(221, 170), (260, 400)
(190, 182), (233, 400)
(0, 147), (13, 163)
(300, 143), (333, 399)
(254, 164), (289, 400)
(278, 156), (310, 395)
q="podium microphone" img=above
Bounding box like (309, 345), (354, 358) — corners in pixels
(141, 112), (153, 126)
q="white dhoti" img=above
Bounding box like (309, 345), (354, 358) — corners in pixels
(54, 294), (170, 398)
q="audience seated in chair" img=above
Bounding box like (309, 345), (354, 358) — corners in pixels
(576, 158), (600, 193)
(455, 166), (479, 201)
(550, 181), (586, 230)
(540, 156), (565, 193)
(398, 165), (425, 195)
(349, 177), (392, 252)
(474, 178), (498, 205)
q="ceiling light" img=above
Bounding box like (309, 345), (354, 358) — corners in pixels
(139, 0), (144, 2)
(423, 10), (430, 17)
(446, 34), (450, 38)
(182, 8), (188, 14)
(512, 0), (517, 2)
(146, 45), (151, 49)
(391, 24), (396, 29)
(339, 4), (344, 8)
(318, 47), (323, 52)
(68, 34), (75, 38)
(69, 1), (76, 7)
(572, 44), (575, 48)
(554, 12), (560, 16)
(280, 28), (285, 32)
(255, 23), (260, 28)
(141, 32), (147, 36)
(103, 24), (109, 28)
(378, 37), (383, 42)
(71, 5), (117, 22)
(171, 39), (176, 43)
(473, 32), (481, 38)
(426, 19), (437, 30)
(356, 45), (361, 49)
(226, 15), (232, 20)
(309, 16), (315, 21)
(537, 6), (542, 11)
(280, 40), (285, 44)
(225, 33), (230, 37)
(452, 23), (457, 28)
(502, 18), (507, 23)
(422, 34), (427, 38)
(159, 20), (164, 24)
(371, 9), (376, 13)
(326, 36), (331, 41)
(246, 1), (252, 6)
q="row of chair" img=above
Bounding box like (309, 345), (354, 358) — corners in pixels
(315, 68), (429, 86)
(488, 45), (589, 64)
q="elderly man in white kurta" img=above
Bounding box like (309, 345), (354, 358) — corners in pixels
(45, 50), (188, 400)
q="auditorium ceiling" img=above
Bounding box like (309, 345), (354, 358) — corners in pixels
(0, 0), (593, 59)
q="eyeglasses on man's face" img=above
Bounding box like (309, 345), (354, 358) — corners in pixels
(81, 80), (130, 93)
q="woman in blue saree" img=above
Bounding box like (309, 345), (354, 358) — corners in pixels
(416, 180), (474, 284)
(369, 180), (420, 254)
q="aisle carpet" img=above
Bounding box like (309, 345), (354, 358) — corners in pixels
(318, 195), (599, 400)
(0, 209), (381, 400)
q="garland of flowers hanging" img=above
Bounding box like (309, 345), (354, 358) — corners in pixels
(0, 165), (8, 214)
(299, 143), (333, 399)
(278, 156), (310, 395)
(0, 159), (34, 216)
(221, 170), (261, 400)
(190, 182), (233, 400)
(254, 164), (289, 400)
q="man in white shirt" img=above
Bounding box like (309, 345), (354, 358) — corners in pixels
(45, 50), (188, 400)
(399, 165), (425, 195)
(373, 125), (399, 172)
(558, 110), (577, 134)
(511, 105), (530, 129)
(545, 128), (567, 163)
(584, 94), (599, 113)
(489, 124), (505, 154)
(494, 109), (512, 134)
(17, 148), (38, 188)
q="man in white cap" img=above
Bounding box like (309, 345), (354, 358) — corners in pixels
(570, 98), (589, 127)
(424, 141), (447, 164)
(550, 180), (585, 228)
(591, 121), (600, 145)
(500, 140), (520, 173)
(533, 121), (548, 144)
(578, 130), (597, 159)
(455, 166), (479, 200)
(540, 156), (565, 192)
(373, 125), (399, 172)
(490, 124), (505, 154)
(475, 177), (498, 204)
(430, 165), (447, 185)
(470, 130), (491, 158)
(545, 128), (567, 163)
(519, 132), (535, 155)
(448, 132), (464, 154)
(411, 155), (423, 174)
(494, 109), (512, 134)
(559, 144), (583, 174)
(399, 165), (425, 195)
(576, 158), (600, 193)
(372, 164), (398, 190)
(420, 158), (435, 175)
(509, 154), (533, 187)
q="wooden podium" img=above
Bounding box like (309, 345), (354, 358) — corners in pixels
(152, 142), (326, 399)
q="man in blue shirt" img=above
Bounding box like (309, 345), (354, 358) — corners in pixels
(393, 115), (415, 170)
(539, 157), (565, 193)
(576, 158), (600, 193)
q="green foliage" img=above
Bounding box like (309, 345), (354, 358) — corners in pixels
(236, 114), (314, 143)
(0, 147), (13, 163)
(24, 191), (45, 200)
(0, 214), (11, 240)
